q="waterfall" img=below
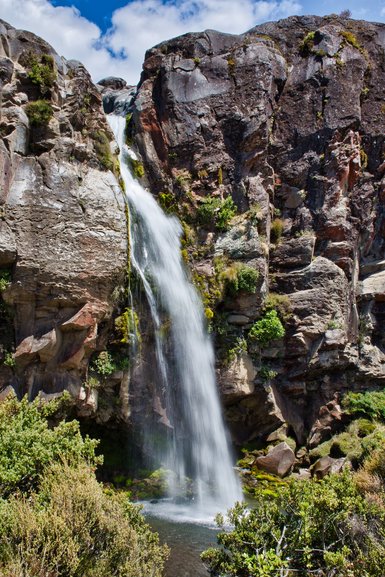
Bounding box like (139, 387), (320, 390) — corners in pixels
(108, 114), (242, 517)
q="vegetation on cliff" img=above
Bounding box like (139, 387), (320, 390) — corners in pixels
(0, 395), (168, 577)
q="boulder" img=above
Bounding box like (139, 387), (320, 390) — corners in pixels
(255, 442), (296, 477)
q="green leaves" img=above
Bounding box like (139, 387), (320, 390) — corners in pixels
(249, 309), (285, 347)
(0, 396), (100, 497)
(202, 472), (385, 576)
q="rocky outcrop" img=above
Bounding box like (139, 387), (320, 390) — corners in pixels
(2, 14), (385, 457)
(0, 20), (128, 421)
(122, 15), (385, 448)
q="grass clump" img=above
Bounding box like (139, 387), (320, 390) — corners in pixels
(197, 196), (237, 231)
(248, 309), (285, 347)
(299, 31), (316, 55)
(25, 100), (53, 126)
(264, 292), (292, 322)
(340, 30), (363, 51)
(270, 217), (284, 243)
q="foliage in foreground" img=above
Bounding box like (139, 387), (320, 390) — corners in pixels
(0, 396), (168, 577)
(0, 396), (100, 497)
(202, 471), (385, 577)
(0, 463), (168, 577)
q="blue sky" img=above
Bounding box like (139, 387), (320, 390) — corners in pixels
(0, 0), (382, 83)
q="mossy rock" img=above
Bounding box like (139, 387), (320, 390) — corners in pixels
(329, 432), (363, 463)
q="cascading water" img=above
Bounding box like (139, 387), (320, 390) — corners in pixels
(108, 114), (242, 519)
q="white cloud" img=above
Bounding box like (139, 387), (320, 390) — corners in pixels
(0, 0), (302, 84)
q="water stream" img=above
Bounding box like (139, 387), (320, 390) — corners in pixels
(108, 114), (242, 520)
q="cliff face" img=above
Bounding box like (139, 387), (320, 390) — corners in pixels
(0, 20), (129, 421)
(126, 15), (385, 446)
(1, 15), (385, 452)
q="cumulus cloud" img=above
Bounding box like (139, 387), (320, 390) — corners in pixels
(0, 0), (302, 84)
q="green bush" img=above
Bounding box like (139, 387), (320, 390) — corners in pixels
(27, 53), (56, 95)
(91, 351), (116, 376)
(0, 396), (100, 497)
(197, 196), (237, 231)
(0, 463), (168, 577)
(201, 472), (385, 577)
(0, 396), (168, 577)
(221, 262), (259, 296)
(25, 100), (53, 126)
(248, 310), (285, 347)
(343, 390), (385, 421)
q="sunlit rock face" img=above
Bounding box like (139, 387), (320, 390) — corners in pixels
(120, 15), (385, 446)
(2, 13), (385, 452)
(0, 19), (127, 419)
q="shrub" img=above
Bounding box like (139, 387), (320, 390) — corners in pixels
(343, 390), (385, 421)
(197, 196), (237, 231)
(201, 472), (385, 577)
(91, 351), (116, 376)
(0, 396), (100, 497)
(221, 262), (259, 296)
(0, 463), (168, 577)
(248, 310), (285, 347)
(25, 100), (53, 126)
(27, 53), (56, 95)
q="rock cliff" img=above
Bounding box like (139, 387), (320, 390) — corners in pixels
(124, 14), (385, 447)
(0, 19), (129, 422)
(1, 15), (385, 454)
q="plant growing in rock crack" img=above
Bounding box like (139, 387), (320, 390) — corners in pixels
(3, 351), (15, 367)
(197, 196), (237, 232)
(270, 217), (284, 243)
(248, 310), (285, 347)
(220, 262), (259, 296)
(26, 53), (56, 95)
(25, 100), (53, 126)
(0, 271), (10, 292)
(91, 351), (116, 377)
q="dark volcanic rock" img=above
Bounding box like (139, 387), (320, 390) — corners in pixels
(122, 15), (385, 447)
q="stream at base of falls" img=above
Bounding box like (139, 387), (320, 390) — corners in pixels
(146, 512), (218, 577)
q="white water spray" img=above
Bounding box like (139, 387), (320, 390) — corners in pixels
(108, 115), (242, 518)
